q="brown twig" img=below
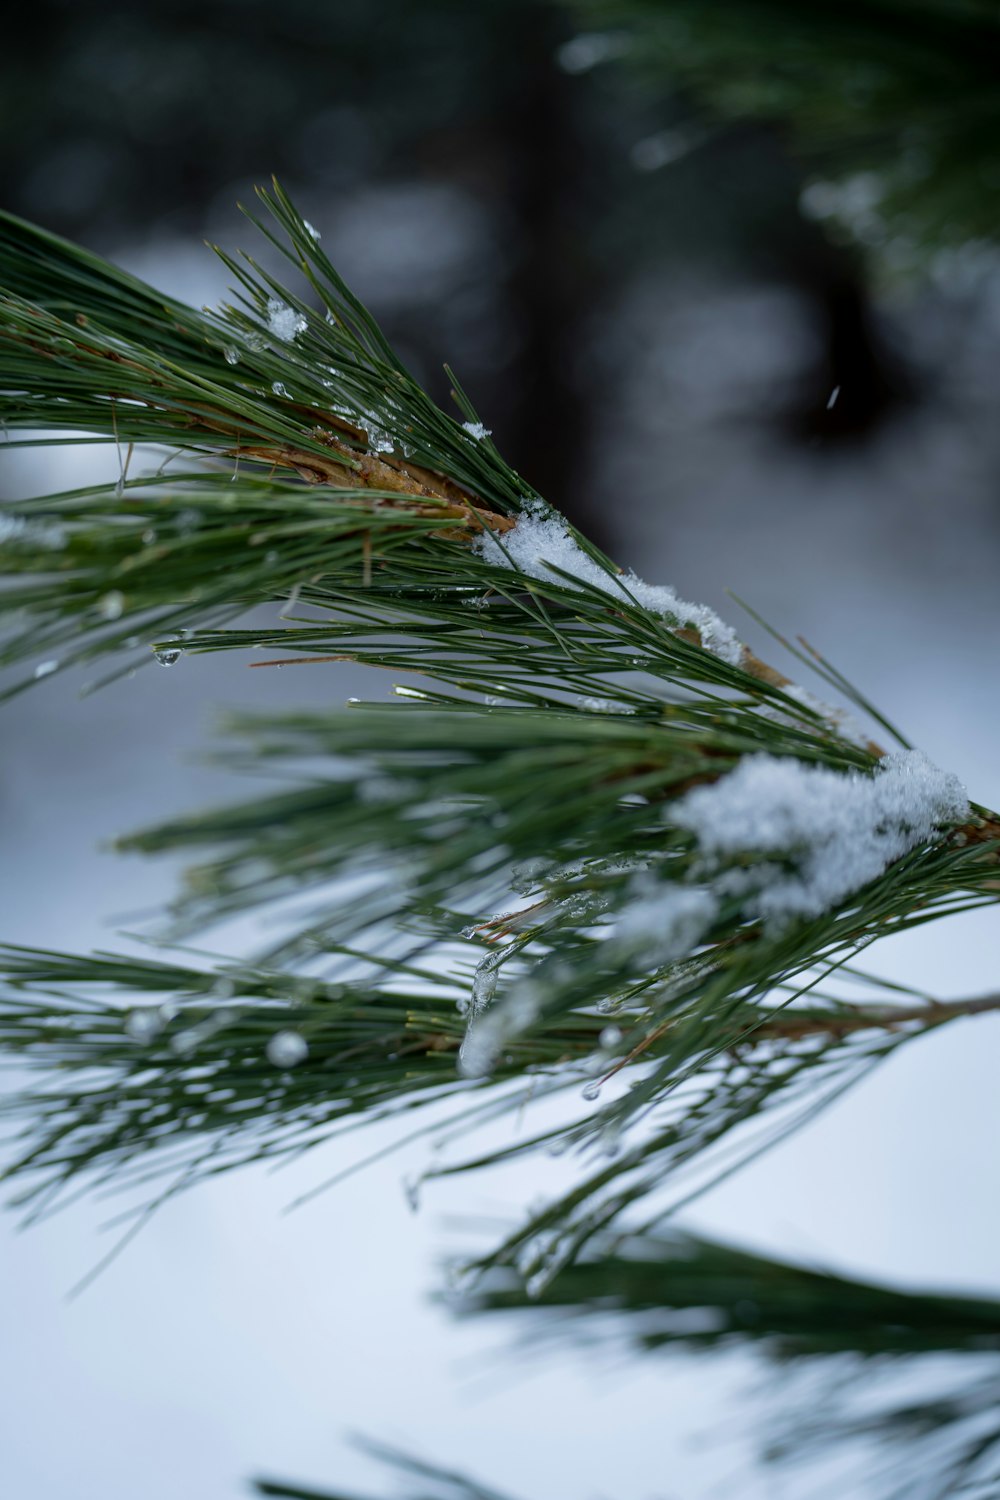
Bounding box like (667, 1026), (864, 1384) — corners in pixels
(750, 991), (1000, 1041)
(596, 991), (1000, 1088)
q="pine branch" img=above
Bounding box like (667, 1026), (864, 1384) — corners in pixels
(2, 184), (998, 1270)
(457, 1223), (1000, 1500)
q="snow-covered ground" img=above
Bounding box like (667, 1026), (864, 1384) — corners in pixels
(2, 241), (999, 1500)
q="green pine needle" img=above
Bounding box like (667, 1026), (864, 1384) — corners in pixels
(2, 182), (999, 1287)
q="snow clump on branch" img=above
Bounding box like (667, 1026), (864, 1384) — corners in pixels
(673, 749), (969, 923)
(472, 505), (743, 664)
(266, 298), (307, 342)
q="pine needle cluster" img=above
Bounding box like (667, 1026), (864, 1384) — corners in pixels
(2, 183), (999, 1493)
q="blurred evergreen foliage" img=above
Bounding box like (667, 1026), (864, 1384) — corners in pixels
(256, 1229), (1000, 1499)
(568, 0), (1000, 254)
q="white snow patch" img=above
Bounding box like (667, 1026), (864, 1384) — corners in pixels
(672, 750), (968, 922)
(461, 420), (491, 441)
(266, 298), (307, 342)
(472, 508), (742, 664)
(612, 884), (719, 965)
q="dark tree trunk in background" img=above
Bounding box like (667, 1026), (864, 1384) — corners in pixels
(490, 7), (608, 543)
(787, 234), (915, 444)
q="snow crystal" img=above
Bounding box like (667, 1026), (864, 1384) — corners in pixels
(579, 696), (634, 714)
(672, 750), (968, 923)
(265, 298), (307, 342)
(363, 418), (394, 455)
(461, 420), (492, 441)
(472, 508), (742, 664)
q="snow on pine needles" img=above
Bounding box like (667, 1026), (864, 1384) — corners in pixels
(472, 502), (743, 664)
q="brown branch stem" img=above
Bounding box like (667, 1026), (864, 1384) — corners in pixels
(750, 991), (1000, 1042)
(598, 990), (1000, 1088)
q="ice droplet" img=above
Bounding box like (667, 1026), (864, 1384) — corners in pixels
(582, 1080), (602, 1102)
(33, 659), (58, 679)
(266, 1030), (309, 1068)
(271, 381), (289, 398)
(154, 646), (181, 668)
(470, 954), (500, 1014)
(599, 1024), (623, 1049)
(97, 590), (125, 621)
(304, 220), (321, 242)
(224, 346), (240, 366)
(125, 1008), (162, 1042)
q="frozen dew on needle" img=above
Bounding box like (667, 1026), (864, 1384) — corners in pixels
(33, 659), (59, 679)
(461, 420), (492, 441)
(266, 1029), (309, 1068)
(458, 987), (540, 1078)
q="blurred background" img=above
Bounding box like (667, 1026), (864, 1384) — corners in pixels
(3, 2), (1000, 1496)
